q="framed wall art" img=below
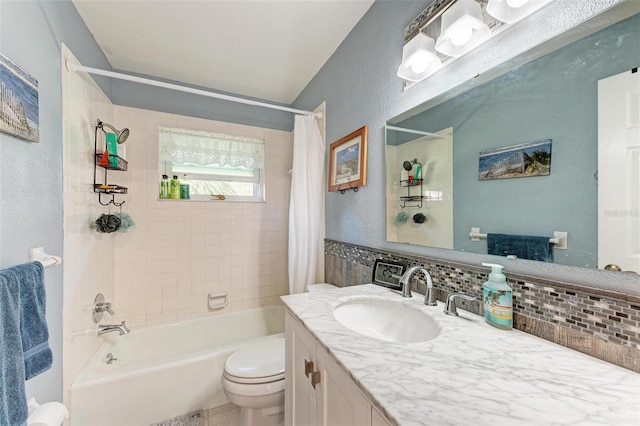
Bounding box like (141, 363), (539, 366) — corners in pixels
(479, 139), (552, 181)
(0, 52), (39, 142)
(328, 125), (368, 192)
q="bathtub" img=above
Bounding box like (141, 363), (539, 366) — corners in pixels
(69, 305), (285, 426)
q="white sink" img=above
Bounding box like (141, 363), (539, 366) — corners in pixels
(333, 298), (440, 343)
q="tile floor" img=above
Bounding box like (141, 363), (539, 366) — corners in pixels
(151, 404), (240, 426)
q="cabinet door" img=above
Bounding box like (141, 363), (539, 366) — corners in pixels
(372, 406), (391, 426)
(315, 346), (372, 426)
(285, 312), (318, 426)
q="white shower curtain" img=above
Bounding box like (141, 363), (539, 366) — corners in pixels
(288, 114), (325, 294)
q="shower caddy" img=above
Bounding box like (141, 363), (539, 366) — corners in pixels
(94, 121), (127, 206)
(399, 161), (423, 208)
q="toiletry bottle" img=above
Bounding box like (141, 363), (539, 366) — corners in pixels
(413, 164), (422, 185)
(105, 132), (119, 168)
(180, 174), (190, 199)
(169, 175), (181, 199)
(159, 174), (169, 199)
(482, 263), (512, 330)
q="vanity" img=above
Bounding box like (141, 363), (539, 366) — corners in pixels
(282, 285), (640, 425)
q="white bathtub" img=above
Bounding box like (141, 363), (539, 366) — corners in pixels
(69, 305), (285, 426)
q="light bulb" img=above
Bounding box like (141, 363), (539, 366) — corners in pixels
(506, 0), (529, 7)
(409, 51), (432, 74)
(449, 24), (473, 46)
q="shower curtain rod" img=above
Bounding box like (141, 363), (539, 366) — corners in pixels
(66, 61), (316, 116)
(385, 125), (447, 139)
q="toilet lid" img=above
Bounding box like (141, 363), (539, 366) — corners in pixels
(224, 338), (285, 380)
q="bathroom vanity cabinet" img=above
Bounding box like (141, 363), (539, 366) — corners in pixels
(285, 311), (390, 426)
(282, 285), (640, 425)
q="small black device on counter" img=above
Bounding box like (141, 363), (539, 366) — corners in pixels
(371, 259), (406, 291)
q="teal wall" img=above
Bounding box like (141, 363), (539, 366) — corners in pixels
(395, 14), (640, 267)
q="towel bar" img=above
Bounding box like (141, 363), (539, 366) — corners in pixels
(29, 247), (63, 268)
(469, 228), (568, 250)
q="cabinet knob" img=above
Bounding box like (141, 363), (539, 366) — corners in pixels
(304, 359), (314, 378)
(311, 371), (321, 389)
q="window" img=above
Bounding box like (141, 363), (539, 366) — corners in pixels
(159, 126), (265, 202)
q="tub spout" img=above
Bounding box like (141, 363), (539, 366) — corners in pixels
(98, 321), (130, 336)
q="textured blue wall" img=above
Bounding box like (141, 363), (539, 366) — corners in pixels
(0, 0), (111, 402)
(293, 1), (639, 291)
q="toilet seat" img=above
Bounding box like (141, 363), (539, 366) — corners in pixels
(223, 338), (285, 384)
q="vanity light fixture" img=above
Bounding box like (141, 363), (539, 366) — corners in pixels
(486, 0), (554, 25)
(397, 33), (443, 82)
(397, 0), (557, 86)
(434, 0), (491, 58)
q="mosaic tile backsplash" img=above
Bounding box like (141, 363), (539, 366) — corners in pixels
(325, 240), (640, 372)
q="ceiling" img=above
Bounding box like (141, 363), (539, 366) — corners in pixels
(71, 0), (374, 105)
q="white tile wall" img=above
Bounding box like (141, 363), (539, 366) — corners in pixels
(111, 106), (293, 328)
(61, 45), (116, 404)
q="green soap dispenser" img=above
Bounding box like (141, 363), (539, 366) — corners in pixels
(482, 263), (512, 330)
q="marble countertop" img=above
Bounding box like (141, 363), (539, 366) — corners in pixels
(281, 284), (640, 426)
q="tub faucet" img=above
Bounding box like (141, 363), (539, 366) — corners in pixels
(97, 321), (130, 336)
(398, 266), (437, 306)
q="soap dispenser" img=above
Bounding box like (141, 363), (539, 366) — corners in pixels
(482, 263), (512, 330)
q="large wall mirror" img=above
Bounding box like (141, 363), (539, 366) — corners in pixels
(386, 5), (639, 272)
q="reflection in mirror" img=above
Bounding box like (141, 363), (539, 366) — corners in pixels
(386, 10), (639, 270)
(386, 127), (453, 249)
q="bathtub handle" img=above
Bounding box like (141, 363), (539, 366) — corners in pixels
(93, 293), (115, 323)
(304, 359), (314, 378)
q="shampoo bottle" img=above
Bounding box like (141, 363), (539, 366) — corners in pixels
(482, 263), (512, 330)
(169, 175), (181, 199)
(105, 132), (118, 168)
(180, 174), (190, 199)
(413, 164), (422, 185)
(159, 174), (169, 199)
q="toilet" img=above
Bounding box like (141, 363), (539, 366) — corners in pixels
(222, 284), (337, 426)
(222, 337), (286, 426)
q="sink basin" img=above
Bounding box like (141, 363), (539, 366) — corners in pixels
(333, 298), (440, 343)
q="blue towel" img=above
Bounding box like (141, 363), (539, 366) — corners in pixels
(0, 261), (51, 426)
(17, 262), (52, 379)
(487, 233), (554, 262)
(0, 266), (28, 425)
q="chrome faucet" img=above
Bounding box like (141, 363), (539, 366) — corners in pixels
(398, 266), (437, 306)
(97, 321), (130, 336)
(443, 293), (476, 316)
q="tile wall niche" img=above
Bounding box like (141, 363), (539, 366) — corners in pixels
(61, 45), (117, 403)
(110, 106), (292, 328)
(325, 239), (640, 373)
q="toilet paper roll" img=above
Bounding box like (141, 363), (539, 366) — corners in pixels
(27, 398), (69, 426)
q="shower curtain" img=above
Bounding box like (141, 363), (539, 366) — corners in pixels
(288, 114), (325, 294)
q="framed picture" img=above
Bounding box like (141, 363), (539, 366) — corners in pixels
(0, 52), (39, 142)
(478, 139), (552, 181)
(328, 125), (368, 192)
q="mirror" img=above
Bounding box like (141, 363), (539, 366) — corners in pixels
(386, 8), (639, 269)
